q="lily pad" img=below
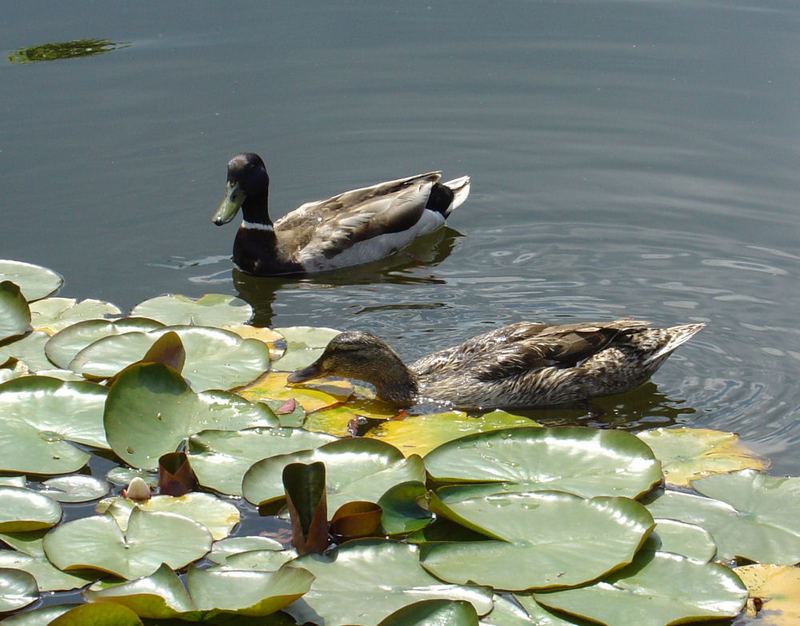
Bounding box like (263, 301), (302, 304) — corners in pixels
(130, 293), (252, 326)
(43, 508), (212, 579)
(49, 602), (143, 625)
(0, 487), (62, 532)
(0, 281), (31, 342)
(208, 536), (285, 565)
(378, 481), (434, 536)
(45, 317), (165, 370)
(0, 260), (62, 301)
(243, 438), (426, 512)
(0, 376), (108, 474)
(366, 410), (538, 457)
(421, 490), (654, 590)
(70, 325), (270, 390)
(286, 540), (494, 625)
(239, 371), (352, 413)
(0, 475), (26, 488)
(637, 427), (768, 487)
(106, 467), (158, 488)
(532, 550), (747, 625)
(224, 325), (286, 360)
(0, 549), (94, 592)
(648, 518), (716, 563)
(378, 599), (479, 625)
(271, 326), (341, 371)
(303, 400), (402, 437)
(424, 426), (662, 499)
(188, 427), (337, 496)
(104, 362), (277, 470)
(29, 297), (121, 335)
(734, 564), (800, 624)
(505, 594), (587, 625)
(0, 605), (76, 625)
(0, 331), (52, 372)
(0, 567), (38, 612)
(37, 475), (109, 503)
(212, 549), (297, 572)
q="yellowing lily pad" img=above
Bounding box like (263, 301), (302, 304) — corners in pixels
(734, 564), (800, 624)
(366, 410), (538, 457)
(637, 427), (768, 487)
(304, 400), (402, 438)
(238, 371), (352, 413)
(223, 324), (285, 360)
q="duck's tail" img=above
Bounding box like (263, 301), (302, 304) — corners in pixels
(643, 323), (706, 364)
(427, 175), (471, 218)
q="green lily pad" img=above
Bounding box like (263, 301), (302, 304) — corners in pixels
(378, 481), (434, 536)
(0, 376), (108, 474)
(0, 487), (61, 532)
(648, 518), (717, 563)
(378, 599), (479, 625)
(270, 326), (341, 371)
(242, 438), (426, 511)
(0, 475), (26, 488)
(29, 297), (121, 335)
(106, 467), (158, 488)
(645, 472), (800, 564)
(366, 410), (538, 457)
(0, 331), (52, 372)
(0, 567), (38, 612)
(45, 317), (165, 370)
(104, 362), (277, 470)
(49, 602), (143, 625)
(130, 293), (252, 326)
(505, 594), (587, 625)
(0, 281), (31, 342)
(637, 427), (769, 487)
(0, 260), (62, 301)
(0, 605), (76, 625)
(211, 549), (297, 572)
(424, 426), (662, 499)
(43, 508), (212, 579)
(0, 549), (94, 592)
(37, 475), (109, 503)
(188, 427), (337, 496)
(532, 550), (747, 625)
(208, 536), (285, 565)
(70, 325), (270, 390)
(96, 492), (240, 540)
(735, 564), (800, 625)
(0, 531), (48, 557)
(421, 490), (654, 590)
(286, 540), (493, 625)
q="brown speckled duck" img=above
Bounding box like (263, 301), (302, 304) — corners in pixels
(212, 153), (470, 276)
(287, 319), (705, 410)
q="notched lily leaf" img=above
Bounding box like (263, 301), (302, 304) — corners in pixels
(158, 451), (198, 496)
(283, 461), (329, 555)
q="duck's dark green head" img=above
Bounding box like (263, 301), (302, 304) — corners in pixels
(212, 152), (269, 225)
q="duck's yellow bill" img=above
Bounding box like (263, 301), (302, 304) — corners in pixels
(212, 181), (246, 225)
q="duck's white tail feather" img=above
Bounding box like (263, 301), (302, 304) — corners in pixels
(443, 176), (471, 213)
(644, 323), (706, 364)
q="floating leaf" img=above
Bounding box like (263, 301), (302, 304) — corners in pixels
(0, 475), (26, 488)
(213, 549), (297, 572)
(104, 362), (276, 470)
(286, 540), (493, 625)
(734, 564), (800, 624)
(378, 481), (433, 536)
(648, 518), (716, 563)
(0, 331), (52, 371)
(284, 462), (328, 555)
(0, 549), (93, 592)
(0, 605), (75, 625)
(0, 487), (61, 532)
(49, 601), (143, 625)
(0, 376), (108, 474)
(131, 293), (252, 326)
(378, 599), (479, 626)
(331, 501), (382, 539)
(0, 531), (48, 557)
(188, 426), (336, 496)
(532, 550), (747, 625)
(243, 438), (426, 512)
(223, 324), (285, 360)
(140, 331), (186, 373)
(504, 594), (585, 625)
(637, 427), (768, 487)
(70, 325), (270, 390)
(303, 400), (401, 437)
(208, 536), (284, 565)
(239, 371), (352, 413)
(421, 490), (654, 591)
(424, 426), (662, 499)
(29, 297), (121, 335)
(106, 467), (158, 489)
(0, 281), (31, 342)
(366, 410), (537, 457)
(0, 260), (62, 301)
(270, 326), (341, 371)
(43, 508), (212, 579)
(45, 317), (165, 370)
(0, 567), (38, 612)
(37, 475), (109, 503)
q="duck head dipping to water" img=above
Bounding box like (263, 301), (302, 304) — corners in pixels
(287, 320), (705, 410)
(212, 152), (470, 276)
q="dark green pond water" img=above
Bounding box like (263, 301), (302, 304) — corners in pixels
(3, 1), (799, 473)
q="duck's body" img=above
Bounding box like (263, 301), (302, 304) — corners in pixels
(287, 320), (705, 410)
(212, 153), (470, 276)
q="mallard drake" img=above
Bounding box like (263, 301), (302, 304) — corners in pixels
(212, 153), (470, 275)
(287, 319), (705, 410)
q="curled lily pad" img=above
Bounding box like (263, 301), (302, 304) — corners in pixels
(425, 426), (662, 499)
(271, 326), (341, 371)
(636, 427), (768, 487)
(532, 550), (747, 625)
(734, 564), (800, 624)
(0, 260), (62, 301)
(286, 540), (494, 625)
(243, 438), (426, 512)
(0, 376), (108, 474)
(130, 293), (252, 326)
(0, 549), (93, 592)
(188, 427), (336, 496)
(70, 325), (270, 390)
(37, 475), (110, 503)
(45, 317), (165, 370)
(378, 481), (434, 536)
(0, 567), (38, 612)
(0, 487), (62, 532)
(0, 281), (31, 342)
(29, 297), (121, 335)
(104, 362), (277, 470)
(43, 508), (212, 579)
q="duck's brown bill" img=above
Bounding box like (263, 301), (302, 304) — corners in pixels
(287, 361), (325, 383)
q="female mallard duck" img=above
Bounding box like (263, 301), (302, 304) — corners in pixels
(212, 153), (470, 275)
(287, 319), (705, 410)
